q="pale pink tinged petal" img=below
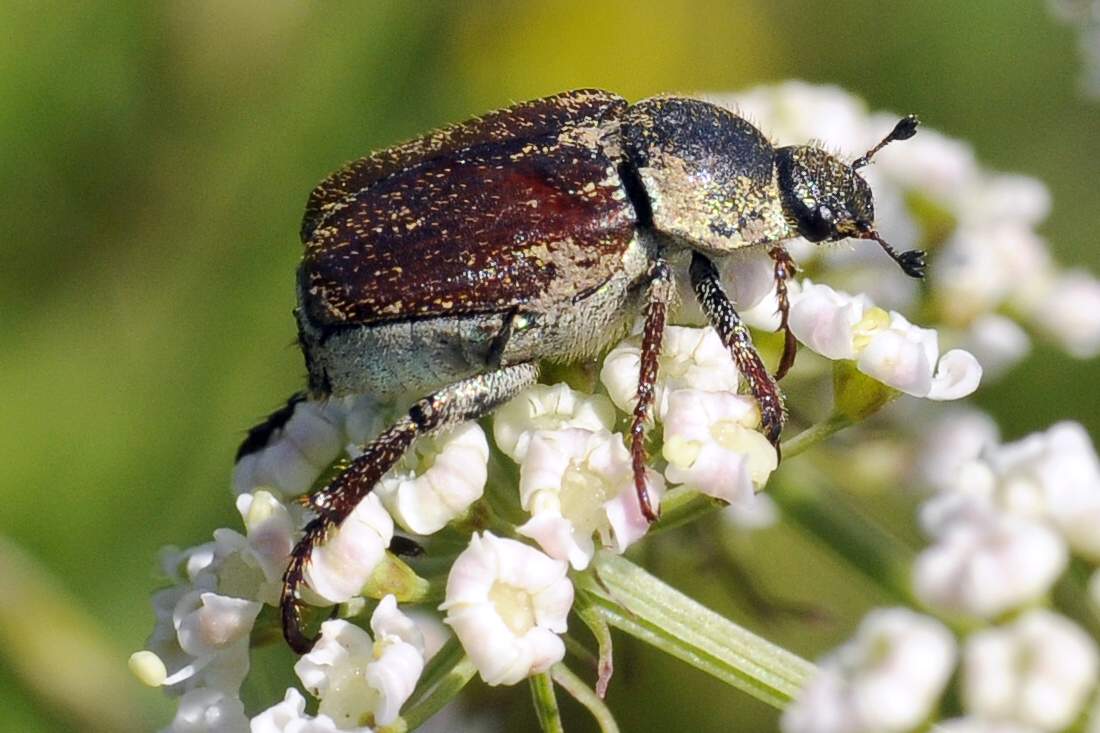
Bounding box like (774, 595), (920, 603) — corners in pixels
(927, 350), (983, 400)
(857, 329), (934, 397)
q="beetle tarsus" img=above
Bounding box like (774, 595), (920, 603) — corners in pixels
(630, 259), (672, 523)
(279, 364), (540, 652)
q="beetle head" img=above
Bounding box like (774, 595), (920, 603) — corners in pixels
(775, 115), (925, 278)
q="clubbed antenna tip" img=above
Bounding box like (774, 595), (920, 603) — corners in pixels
(853, 114), (921, 169)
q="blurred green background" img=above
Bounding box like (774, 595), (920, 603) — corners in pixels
(2, 2), (1098, 731)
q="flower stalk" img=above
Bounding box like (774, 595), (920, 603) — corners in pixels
(580, 551), (814, 709)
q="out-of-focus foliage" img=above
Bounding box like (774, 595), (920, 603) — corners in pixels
(1, 2), (1097, 730)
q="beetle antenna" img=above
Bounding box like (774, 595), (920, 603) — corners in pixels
(860, 225), (926, 278)
(852, 114), (920, 169)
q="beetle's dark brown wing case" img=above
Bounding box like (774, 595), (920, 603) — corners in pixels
(301, 89), (628, 241)
(300, 91), (640, 327)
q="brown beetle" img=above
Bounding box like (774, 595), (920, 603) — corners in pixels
(240, 89), (921, 652)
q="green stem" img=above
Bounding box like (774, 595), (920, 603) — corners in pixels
(581, 552), (814, 709)
(529, 672), (564, 733)
(551, 664), (621, 733)
(781, 413), (854, 459)
(402, 637), (477, 730)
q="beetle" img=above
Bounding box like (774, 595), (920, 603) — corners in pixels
(239, 89), (923, 652)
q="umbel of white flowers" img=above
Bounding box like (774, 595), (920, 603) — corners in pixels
(131, 80), (1100, 732)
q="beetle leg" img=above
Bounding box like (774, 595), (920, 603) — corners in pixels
(690, 252), (786, 450)
(769, 246), (798, 380)
(281, 362), (540, 653)
(631, 259), (673, 522)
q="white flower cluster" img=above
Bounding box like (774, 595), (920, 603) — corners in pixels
(787, 418), (1100, 733)
(784, 606), (1100, 733)
(495, 324), (781, 571)
(134, 81), (1100, 732)
(712, 82), (1100, 375)
(129, 485), (418, 732)
(916, 419), (1100, 618)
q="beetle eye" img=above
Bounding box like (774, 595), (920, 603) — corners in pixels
(798, 204), (835, 242)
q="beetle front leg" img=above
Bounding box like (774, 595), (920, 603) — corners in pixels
(631, 259), (673, 522)
(769, 246), (798, 380)
(690, 252), (786, 448)
(281, 362), (540, 653)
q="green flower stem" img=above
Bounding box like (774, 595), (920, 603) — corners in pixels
(530, 672), (564, 733)
(401, 637), (477, 730)
(581, 551), (814, 709)
(551, 664), (621, 733)
(780, 412), (854, 459)
(769, 465), (917, 606)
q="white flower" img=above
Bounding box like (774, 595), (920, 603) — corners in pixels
(923, 422), (1100, 561)
(788, 280), (982, 400)
(136, 584), (255, 696)
(441, 532), (573, 686)
(600, 325), (740, 419)
(916, 408), (1000, 495)
(232, 400), (348, 498)
(250, 688), (370, 733)
(962, 609), (1099, 731)
(294, 596), (424, 728)
(913, 513), (1067, 618)
(304, 493), (393, 605)
(781, 608), (956, 733)
(661, 389), (777, 503)
(176, 592), (262, 659)
(1031, 268), (1100, 358)
(933, 224), (1051, 328)
(722, 493), (779, 531)
(516, 428), (663, 569)
(492, 383), (616, 462)
(374, 422), (489, 535)
(164, 687), (248, 733)
(215, 491), (296, 605)
(962, 314), (1031, 379)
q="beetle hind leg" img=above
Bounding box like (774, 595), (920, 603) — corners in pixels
(630, 259), (673, 522)
(280, 362), (540, 653)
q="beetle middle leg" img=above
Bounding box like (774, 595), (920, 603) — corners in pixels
(769, 246), (798, 380)
(690, 251), (786, 448)
(281, 362), (540, 653)
(630, 258), (673, 522)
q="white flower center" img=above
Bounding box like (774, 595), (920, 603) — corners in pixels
(559, 461), (614, 533)
(319, 665), (378, 728)
(852, 306), (890, 353)
(489, 581), (537, 636)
